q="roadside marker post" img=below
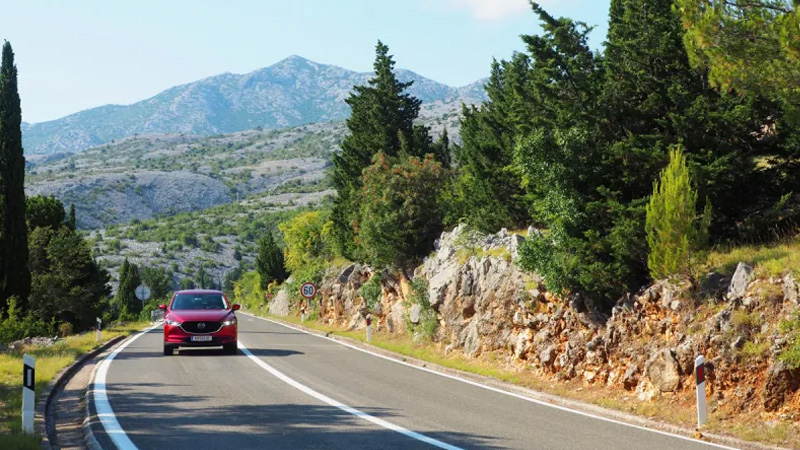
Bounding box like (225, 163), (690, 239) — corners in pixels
(96, 317), (102, 342)
(22, 354), (35, 433)
(695, 355), (707, 428)
(366, 314), (372, 342)
(301, 304), (306, 323)
(300, 282), (316, 323)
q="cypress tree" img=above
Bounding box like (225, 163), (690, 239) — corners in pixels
(0, 41), (30, 314)
(115, 258), (141, 317)
(330, 41), (428, 260)
(255, 232), (288, 289)
(68, 204), (76, 231)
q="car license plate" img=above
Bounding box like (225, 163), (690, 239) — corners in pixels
(191, 335), (212, 342)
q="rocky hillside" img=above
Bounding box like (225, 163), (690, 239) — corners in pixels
(269, 225), (800, 437)
(22, 55), (486, 155)
(25, 98), (464, 229)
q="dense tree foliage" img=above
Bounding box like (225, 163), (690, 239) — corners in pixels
(359, 153), (447, 269)
(255, 231), (288, 289)
(140, 266), (174, 300)
(26, 195), (66, 230)
(0, 42), (29, 314)
(330, 41), (446, 261)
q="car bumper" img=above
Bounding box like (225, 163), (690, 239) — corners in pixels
(163, 324), (237, 347)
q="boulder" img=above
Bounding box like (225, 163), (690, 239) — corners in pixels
(783, 274), (799, 306)
(539, 345), (558, 367)
(409, 303), (421, 324)
(763, 361), (800, 411)
(268, 286), (291, 316)
(727, 262), (753, 300)
(645, 348), (681, 392)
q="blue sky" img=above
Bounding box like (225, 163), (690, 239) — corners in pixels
(5, 0), (611, 123)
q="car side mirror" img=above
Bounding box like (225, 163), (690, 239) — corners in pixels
(232, 304), (241, 311)
(158, 304), (167, 310)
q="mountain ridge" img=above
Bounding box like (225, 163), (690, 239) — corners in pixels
(23, 55), (486, 155)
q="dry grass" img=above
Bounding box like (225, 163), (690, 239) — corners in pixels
(707, 237), (800, 278)
(0, 321), (150, 449)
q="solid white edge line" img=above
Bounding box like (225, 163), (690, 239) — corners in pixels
(92, 323), (162, 450)
(237, 340), (464, 450)
(241, 312), (740, 450)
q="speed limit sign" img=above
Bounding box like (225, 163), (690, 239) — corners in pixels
(300, 282), (317, 299)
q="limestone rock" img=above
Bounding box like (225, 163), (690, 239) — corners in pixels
(783, 274), (799, 306)
(645, 348), (681, 392)
(727, 262), (753, 300)
(409, 303), (421, 324)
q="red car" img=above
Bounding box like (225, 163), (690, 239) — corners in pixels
(159, 290), (240, 355)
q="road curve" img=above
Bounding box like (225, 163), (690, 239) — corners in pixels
(88, 314), (737, 450)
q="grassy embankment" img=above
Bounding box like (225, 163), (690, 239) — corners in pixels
(0, 321), (150, 450)
(246, 237), (800, 448)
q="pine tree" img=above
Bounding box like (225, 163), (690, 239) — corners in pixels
(0, 41), (30, 315)
(330, 41), (432, 260)
(433, 128), (451, 169)
(256, 232), (288, 289)
(646, 147), (711, 281)
(68, 204), (76, 230)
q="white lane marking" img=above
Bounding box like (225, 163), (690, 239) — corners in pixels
(241, 312), (739, 450)
(92, 324), (161, 450)
(237, 340), (463, 450)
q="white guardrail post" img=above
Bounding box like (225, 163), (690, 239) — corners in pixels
(695, 355), (707, 428)
(96, 317), (102, 342)
(22, 354), (35, 433)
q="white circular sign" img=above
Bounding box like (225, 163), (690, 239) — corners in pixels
(135, 284), (151, 301)
(300, 282), (317, 299)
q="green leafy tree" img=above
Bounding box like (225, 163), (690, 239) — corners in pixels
(140, 266), (173, 300)
(676, 0), (800, 97)
(28, 227), (110, 329)
(359, 154), (447, 269)
(646, 147), (712, 281)
(279, 211), (330, 273)
(0, 41), (29, 314)
(330, 41), (439, 260)
(255, 232), (288, 289)
(26, 195), (66, 230)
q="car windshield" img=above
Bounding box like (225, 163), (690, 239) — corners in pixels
(171, 294), (227, 310)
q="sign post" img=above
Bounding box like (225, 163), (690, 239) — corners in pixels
(96, 317), (102, 342)
(365, 314), (372, 342)
(135, 284), (151, 303)
(695, 355), (707, 428)
(22, 354), (35, 433)
(300, 282), (317, 323)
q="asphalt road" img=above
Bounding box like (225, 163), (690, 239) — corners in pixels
(88, 314), (736, 450)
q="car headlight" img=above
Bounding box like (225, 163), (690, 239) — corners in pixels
(165, 319), (182, 326)
(222, 317), (237, 327)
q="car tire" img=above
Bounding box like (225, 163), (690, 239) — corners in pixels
(163, 345), (174, 356)
(224, 343), (237, 355)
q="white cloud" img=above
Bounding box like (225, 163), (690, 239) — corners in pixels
(441, 0), (532, 21)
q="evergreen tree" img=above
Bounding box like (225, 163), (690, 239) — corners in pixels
(0, 41), (29, 314)
(446, 56), (534, 232)
(433, 128), (451, 169)
(68, 204), (76, 231)
(255, 232), (288, 289)
(27, 195), (66, 230)
(115, 259), (141, 317)
(646, 147), (711, 281)
(330, 41), (434, 260)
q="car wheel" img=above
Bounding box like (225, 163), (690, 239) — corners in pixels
(224, 343), (237, 355)
(163, 345), (174, 356)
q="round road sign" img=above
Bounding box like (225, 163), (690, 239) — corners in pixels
(135, 284), (151, 301)
(300, 282), (317, 299)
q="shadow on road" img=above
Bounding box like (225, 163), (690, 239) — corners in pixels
(101, 384), (502, 450)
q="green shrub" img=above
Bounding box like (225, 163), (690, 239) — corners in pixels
(358, 275), (382, 310)
(779, 312), (800, 369)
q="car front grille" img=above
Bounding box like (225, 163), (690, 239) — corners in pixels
(180, 321), (222, 334)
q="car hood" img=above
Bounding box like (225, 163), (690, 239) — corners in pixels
(168, 310), (234, 322)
